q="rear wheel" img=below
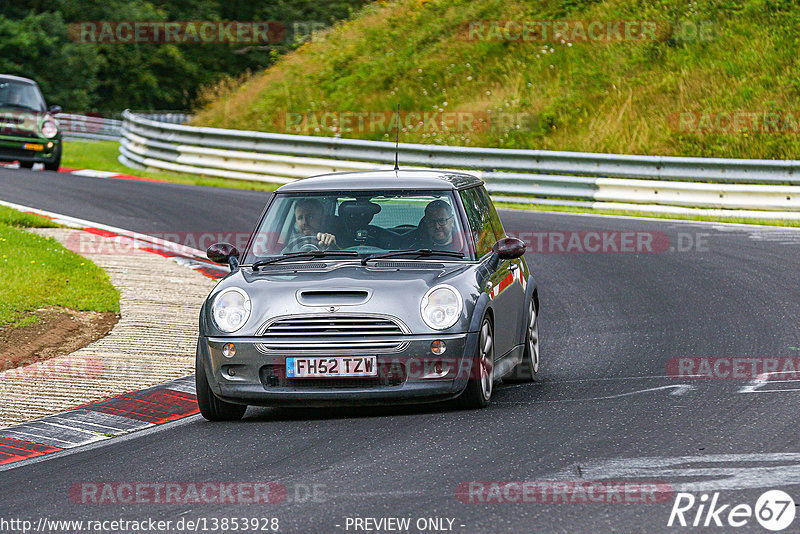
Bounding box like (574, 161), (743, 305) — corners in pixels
(505, 299), (539, 382)
(195, 347), (247, 421)
(456, 317), (494, 409)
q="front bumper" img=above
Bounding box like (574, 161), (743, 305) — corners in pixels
(0, 134), (59, 163)
(198, 332), (479, 407)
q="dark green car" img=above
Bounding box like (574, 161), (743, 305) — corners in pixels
(0, 75), (62, 170)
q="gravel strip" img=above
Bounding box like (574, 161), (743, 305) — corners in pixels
(0, 228), (218, 428)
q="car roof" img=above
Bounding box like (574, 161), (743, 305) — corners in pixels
(276, 169), (483, 193)
(0, 74), (37, 85)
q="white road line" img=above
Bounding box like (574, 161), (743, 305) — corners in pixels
(496, 384), (695, 404)
(546, 453), (800, 492)
(502, 375), (676, 388)
(499, 206), (800, 229)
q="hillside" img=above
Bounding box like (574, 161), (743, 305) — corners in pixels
(193, 0), (800, 160)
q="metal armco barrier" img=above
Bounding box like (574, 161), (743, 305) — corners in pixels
(57, 113), (122, 141)
(120, 110), (800, 219)
(59, 112), (191, 141)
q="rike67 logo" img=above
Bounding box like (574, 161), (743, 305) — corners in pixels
(668, 490), (796, 531)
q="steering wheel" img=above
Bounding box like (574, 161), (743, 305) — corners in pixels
(283, 234), (323, 252)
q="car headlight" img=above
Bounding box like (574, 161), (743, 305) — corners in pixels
(211, 288), (251, 333)
(421, 284), (463, 330)
(41, 119), (58, 138)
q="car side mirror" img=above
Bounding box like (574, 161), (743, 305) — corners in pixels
(48, 105), (62, 114)
(207, 242), (240, 270)
(488, 237), (526, 270)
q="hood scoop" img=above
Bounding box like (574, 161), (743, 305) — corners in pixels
(296, 289), (372, 306)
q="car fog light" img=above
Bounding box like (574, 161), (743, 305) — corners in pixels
(431, 340), (446, 355)
(228, 368), (236, 376)
(223, 343), (236, 358)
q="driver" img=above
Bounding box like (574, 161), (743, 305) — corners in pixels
(283, 198), (338, 252)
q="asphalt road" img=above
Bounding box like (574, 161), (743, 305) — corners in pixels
(2, 167), (800, 533)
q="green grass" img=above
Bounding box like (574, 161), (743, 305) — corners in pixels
(0, 208), (120, 327)
(193, 0), (800, 160)
(62, 140), (279, 191)
(0, 204), (60, 229)
(495, 201), (800, 227)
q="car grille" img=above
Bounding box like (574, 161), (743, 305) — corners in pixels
(256, 314), (409, 354)
(0, 147), (39, 158)
(260, 363), (406, 388)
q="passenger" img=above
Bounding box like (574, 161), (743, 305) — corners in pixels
(412, 199), (460, 251)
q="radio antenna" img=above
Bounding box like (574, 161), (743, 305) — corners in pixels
(394, 103), (400, 171)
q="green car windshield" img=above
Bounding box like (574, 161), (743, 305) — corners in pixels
(243, 190), (476, 263)
(0, 80), (46, 111)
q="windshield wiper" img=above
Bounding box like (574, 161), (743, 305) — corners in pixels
(251, 250), (358, 270)
(362, 249), (464, 265)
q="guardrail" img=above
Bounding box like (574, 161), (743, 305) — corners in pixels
(58, 112), (191, 141)
(119, 110), (800, 220)
(57, 113), (123, 141)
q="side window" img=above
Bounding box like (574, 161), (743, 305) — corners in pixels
(459, 187), (499, 257)
(476, 186), (506, 239)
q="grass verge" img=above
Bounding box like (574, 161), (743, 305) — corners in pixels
(193, 0), (800, 161)
(495, 201), (800, 227)
(0, 206), (120, 327)
(62, 140), (279, 191)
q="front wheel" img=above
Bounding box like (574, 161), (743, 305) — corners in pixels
(456, 317), (494, 409)
(18, 161), (34, 169)
(44, 143), (62, 171)
(505, 299), (540, 383)
(196, 347), (247, 421)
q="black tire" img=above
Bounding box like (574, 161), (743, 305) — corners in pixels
(196, 347), (247, 421)
(504, 299), (540, 383)
(44, 144), (62, 171)
(18, 161), (34, 169)
(456, 317), (494, 409)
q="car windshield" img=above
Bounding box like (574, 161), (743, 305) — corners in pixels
(243, 190), (476, 264)
(0, 80), (46, 111)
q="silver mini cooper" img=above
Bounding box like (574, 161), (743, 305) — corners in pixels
(196, 170), (540, 420)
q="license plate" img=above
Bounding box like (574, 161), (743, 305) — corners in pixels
(286, 356), (377, 378)
(23, 143), (44, 151)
